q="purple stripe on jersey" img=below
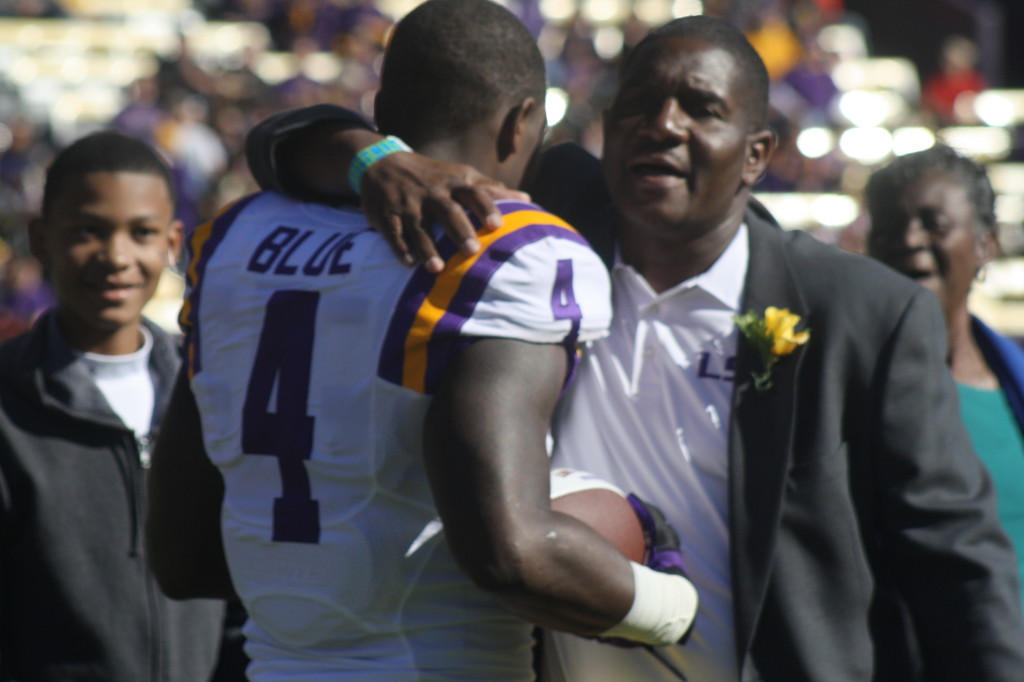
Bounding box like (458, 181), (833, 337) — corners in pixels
(495, 200), (546, 216)
(421, 222), (589, 393)
(377, 266), (437, 386)
(185, 193), (261, 376)
(376, 229), (462, 385)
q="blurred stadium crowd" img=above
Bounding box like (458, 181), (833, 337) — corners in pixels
(1, 0), (1023, 338)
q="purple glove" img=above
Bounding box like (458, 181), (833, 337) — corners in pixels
(627, 493), (688, 576)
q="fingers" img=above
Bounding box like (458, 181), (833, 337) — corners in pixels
(382, 212), (415, 267)
(361, 151), (529, 271)
(435, 190), (483, 254)
(403, 211), (445, 274)
(451, 185), (502, 231)
(454, 179), (532, 229)
(482, 185), (532, 204)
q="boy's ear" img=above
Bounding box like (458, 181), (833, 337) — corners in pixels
(497, 97), (539, 162)
(27, 218), (50, 266)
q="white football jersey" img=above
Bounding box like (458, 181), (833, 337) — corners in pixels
(181, 192), (612, 681)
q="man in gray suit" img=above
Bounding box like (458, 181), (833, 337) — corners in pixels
(244, 14), (1024, 682)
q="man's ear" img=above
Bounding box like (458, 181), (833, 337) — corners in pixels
(741, 129), (776, 188)
(497, 97), (539, 162)
(27, 218), (49, 267)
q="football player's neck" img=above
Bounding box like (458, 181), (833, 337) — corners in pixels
(417, 126), (510, 189)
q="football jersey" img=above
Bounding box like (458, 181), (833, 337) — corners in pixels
(181, 192), (612, 681)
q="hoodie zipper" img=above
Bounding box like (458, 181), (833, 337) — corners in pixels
(126, 432), (148, 557)
(136, 433), (153, 469)
(128, 429), (163, 681)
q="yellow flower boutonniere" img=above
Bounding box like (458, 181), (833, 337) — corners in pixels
(734, 306), (810, 392)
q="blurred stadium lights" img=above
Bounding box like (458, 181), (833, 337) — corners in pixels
(985, 164), (1024, 244)
(253, 53), (295, 85)
(753, 192), (860, 231)
(795, 126), (834, 159)
(11, 21), (43, 46)
(534, 0), (701, 25)
(593, 26), (624, 60)
(810, 193), (861, 228)
(671, 0), (703, 19)
(634, 0), (673, 25)
(211, 23), (248, 54)
(546, 87), (570, 128)
(891, 127), (935, 156)
(831, 57), (919, 102)
(986, 163), (1024, 197)
(581, 0), (631, 25)
(180, 21), (268, 59)
(974, 90), (1024, 128)
(838, 127), (893, 164)
(252, 51), (343, 85)
(60, 56), (88, 84)
(837, 89), (908, 128)
(816, 23), (868, 60)
(938, 126), (1014, 162)
(51, 93), (84, 123)
(10, 56), (38, 85)
(0, 17), (172, 55)
(539, 0), (577, 23)
(997, 195), (1024, 226)
(60, 0), (188, 14)
(299, 53), (344, 83)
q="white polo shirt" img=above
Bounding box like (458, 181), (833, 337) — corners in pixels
(545, 224), (748, 682)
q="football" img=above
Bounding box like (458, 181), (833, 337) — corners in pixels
(549, 468), (646, 564)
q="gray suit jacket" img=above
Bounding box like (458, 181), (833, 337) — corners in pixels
(725, 206), (1024, 680)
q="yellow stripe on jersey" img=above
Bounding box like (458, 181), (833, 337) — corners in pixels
(400, 209), (576, 393)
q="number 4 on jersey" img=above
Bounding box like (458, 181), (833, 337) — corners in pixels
(551, 259), (581, 335)
(242, 289), (321, 543)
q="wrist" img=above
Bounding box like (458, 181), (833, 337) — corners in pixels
(600, 562), (698, 646)
(348, 134), (412, 194)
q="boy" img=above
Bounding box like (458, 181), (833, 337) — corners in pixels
(0, 131), (226, 681)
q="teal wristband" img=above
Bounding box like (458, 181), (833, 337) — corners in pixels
(347, 135), (412, 194)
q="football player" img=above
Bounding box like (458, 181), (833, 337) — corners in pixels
(146, 1), (696, 679)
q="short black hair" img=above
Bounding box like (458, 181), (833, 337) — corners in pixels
(866, 144), (996, 234)
(623, 15), (769, 131)
(42, 131), (176, 218)
(375, 0), (546, 147)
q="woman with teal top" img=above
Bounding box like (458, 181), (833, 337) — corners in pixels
(866, 144), (1024, 611)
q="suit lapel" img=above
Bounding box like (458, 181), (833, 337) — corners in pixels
(729, 212), (808, 662)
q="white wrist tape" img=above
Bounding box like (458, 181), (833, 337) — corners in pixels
(600, 562), (699, 646)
